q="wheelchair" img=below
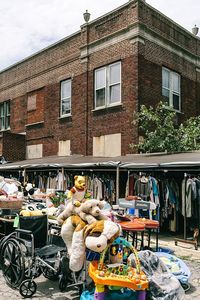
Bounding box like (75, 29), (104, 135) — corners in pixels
(0, 214), (70, 298)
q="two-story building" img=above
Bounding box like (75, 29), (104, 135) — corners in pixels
(0, 0), (200, 162)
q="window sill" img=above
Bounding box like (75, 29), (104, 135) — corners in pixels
(0, 128), (11, 132)
(26, 121), (44, 127)
(92, 103), (123, 113)
(163, 106), (183, 114)
(59, 114), (72, 119)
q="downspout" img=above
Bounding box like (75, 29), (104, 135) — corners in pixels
(82, 11), (90, 156)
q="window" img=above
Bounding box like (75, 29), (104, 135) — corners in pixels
(162, 67), (181, 111)
(95, 62), (121, 109)
(60, 79), (71, 116)
(0, 101), (10, 131)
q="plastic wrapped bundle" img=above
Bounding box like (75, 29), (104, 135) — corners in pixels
(128, 250), (185, 300)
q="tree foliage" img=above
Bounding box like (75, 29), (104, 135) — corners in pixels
(179, 116), (200, 151)
(131, 102), (200, 153)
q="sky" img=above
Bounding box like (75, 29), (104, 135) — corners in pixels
(0, 0), (199, 71)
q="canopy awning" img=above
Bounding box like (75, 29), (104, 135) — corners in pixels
(0, 152), (200, 171)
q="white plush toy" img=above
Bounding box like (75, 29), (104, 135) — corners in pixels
(84, 220), (121, 253)
(60, 216), (121, 272)
(57, 199), (107, 226)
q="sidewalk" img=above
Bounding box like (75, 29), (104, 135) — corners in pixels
(150, 233), (200, 261)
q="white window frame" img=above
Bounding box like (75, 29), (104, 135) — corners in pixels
(0, 101), (10, 131)
(94, 61), (121, 109)
(162, 67), (181, 111)
(60, 79), (71, 117)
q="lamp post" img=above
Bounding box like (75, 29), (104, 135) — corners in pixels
(192, 24), (199, 36)
(83, 10), (90, 23)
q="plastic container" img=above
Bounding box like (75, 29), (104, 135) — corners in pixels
(86, 249), (100, 261)
(156, 246), (174, 254)
(128, 208), (135, 215)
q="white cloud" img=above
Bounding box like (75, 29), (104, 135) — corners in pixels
(0, 0), (199, 71)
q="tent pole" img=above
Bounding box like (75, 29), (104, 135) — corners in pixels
(61, 167), (65, 191)
(116, 164), (120, 204)
(23, 168), (26, 185)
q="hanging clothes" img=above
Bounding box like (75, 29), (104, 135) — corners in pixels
(134, 175), (151, 200)
(181, 178), (193, 218)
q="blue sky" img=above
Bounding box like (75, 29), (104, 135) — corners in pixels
(0, 0), (199, 71)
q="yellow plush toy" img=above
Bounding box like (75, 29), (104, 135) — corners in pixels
(67, 175), (88, 207)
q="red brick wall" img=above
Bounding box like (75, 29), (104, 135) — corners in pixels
(11, 95), (26, 133)
(0, 0), (200, 158)
(2, 132), (25, 161)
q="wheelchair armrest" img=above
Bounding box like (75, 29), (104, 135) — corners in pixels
(15, 228), (33, 235)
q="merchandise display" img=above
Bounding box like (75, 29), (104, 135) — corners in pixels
(0, 171), (192, 299)
(89, 237), (148, 300)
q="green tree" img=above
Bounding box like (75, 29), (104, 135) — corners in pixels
(179, 116), (200, 151)
(130, 102), (183, 153)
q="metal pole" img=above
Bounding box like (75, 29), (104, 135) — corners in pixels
(23, 168), (26, 185)
(62, 167), (65, 191)
(184, 172), (187, 240)
(116, 164), (120, 204)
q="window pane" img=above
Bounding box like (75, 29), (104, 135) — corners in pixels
(110, 63), (120, 84)
(5, 116), (10, 129)
(0, 104), (4, 117)
(109, 84), (120, 104)
(6, 102), (10, 115)
(172, 73), (179, 93)
(95, 68), (105, 89)
(162, 69), (169, 88)
(96, 88), (105, 107)
(61, 80), (71, 99)
(62, 99), (71, 115)
(173, 94), (180, 110)
(162, 88), (169, 106)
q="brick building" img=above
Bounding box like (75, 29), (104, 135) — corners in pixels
(0, 0), (200, 161)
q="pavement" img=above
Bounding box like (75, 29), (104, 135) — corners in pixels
(0, 234), (200, 299)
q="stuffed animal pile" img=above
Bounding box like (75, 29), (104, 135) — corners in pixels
(57, 175), (121, 272)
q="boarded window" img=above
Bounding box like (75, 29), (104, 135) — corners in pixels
(26, 144), (43, 159)
(58, 140), (71, 156)
(93, 133), (121, 157)
(27, 95), (37, 111)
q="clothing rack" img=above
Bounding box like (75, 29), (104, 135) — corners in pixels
(174, 172), (199, 250)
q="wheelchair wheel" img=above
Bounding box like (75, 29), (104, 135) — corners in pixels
(59, 274), (67, 291)
(42, 267), (59, 281)
(0, 238), (25, 288)
(181, 282), (190, 292)
(19, 279), (37, 298)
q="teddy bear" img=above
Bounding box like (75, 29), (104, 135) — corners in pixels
(67, 175), (89, 207)
(57, 198), (107, 226)
(60, 215), (121, 272)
